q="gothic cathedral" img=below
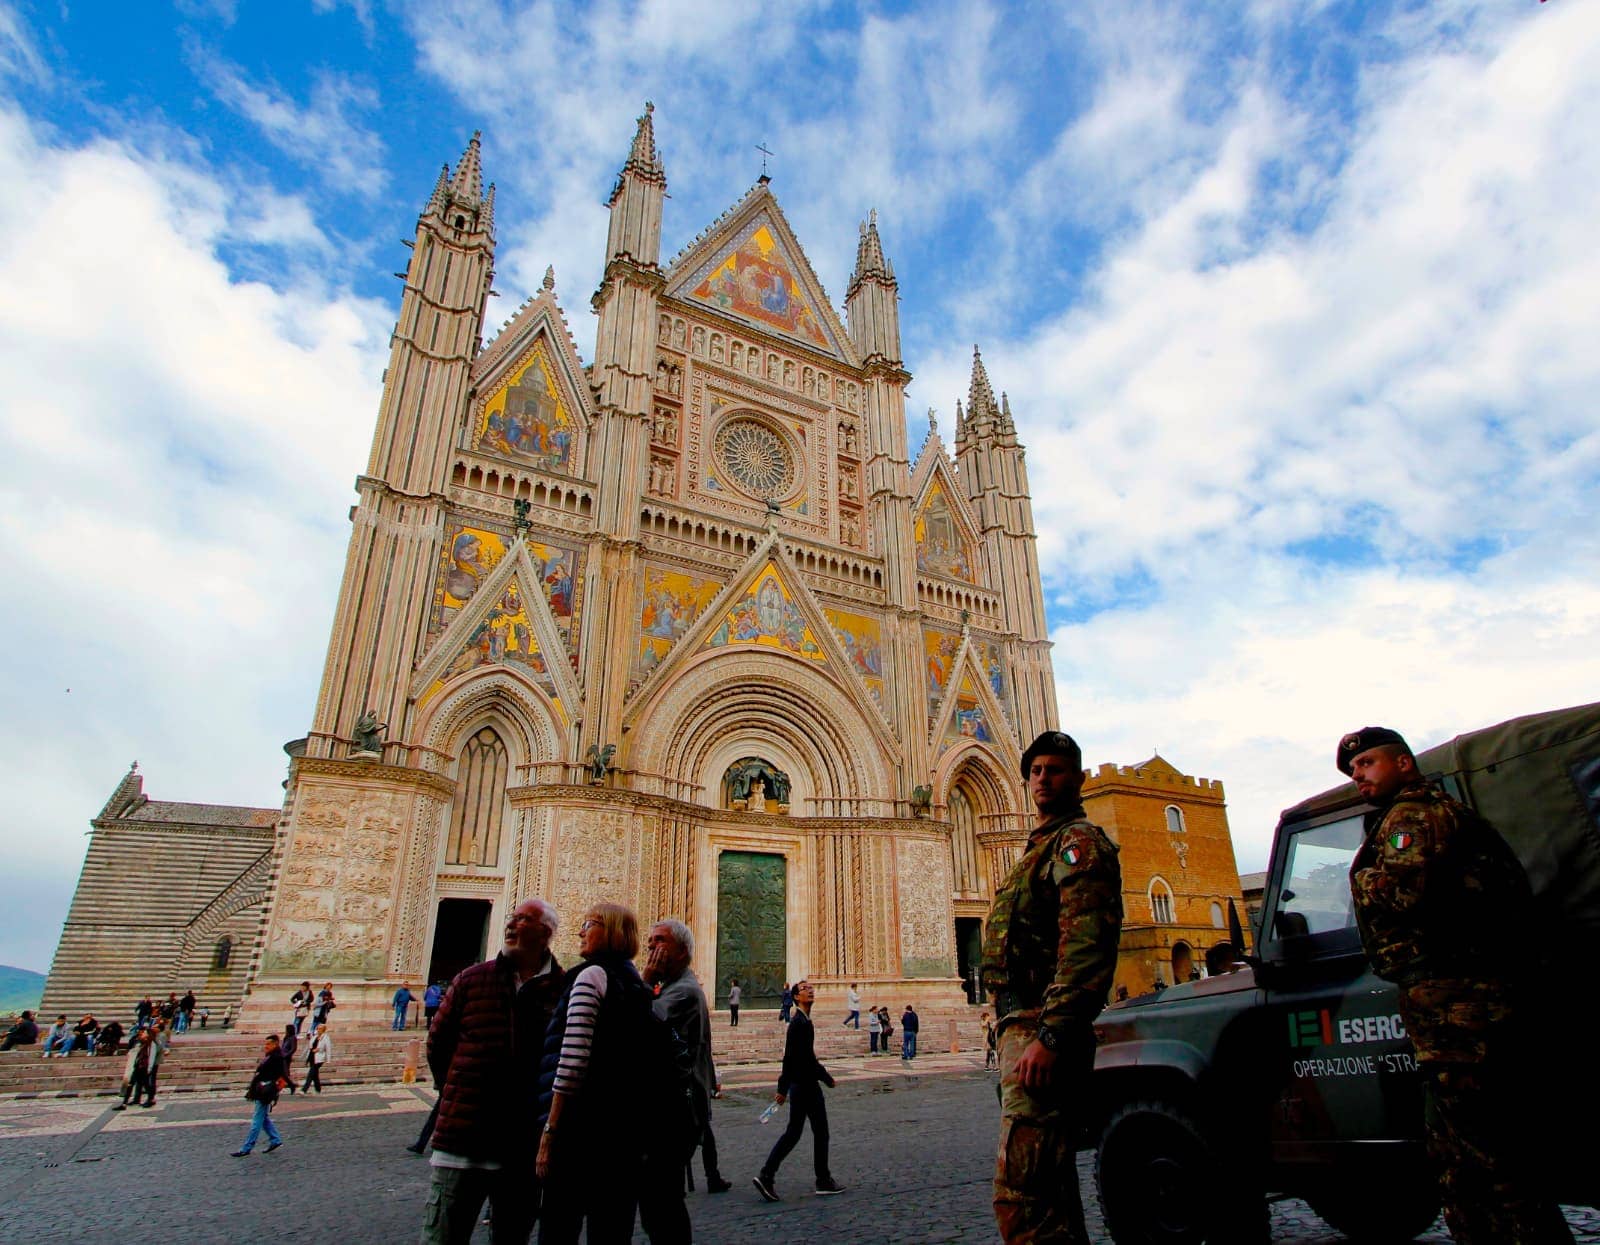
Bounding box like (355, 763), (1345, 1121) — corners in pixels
(230, 108), (1055, 1021)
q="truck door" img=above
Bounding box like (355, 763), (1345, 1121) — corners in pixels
(1260, 809), (1424, 1165)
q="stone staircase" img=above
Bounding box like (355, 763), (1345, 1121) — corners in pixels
(0, 1029), (423, 1098)
(1, 1006), (990, 1098)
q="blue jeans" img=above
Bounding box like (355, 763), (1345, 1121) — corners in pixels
(902, 1031), (917, 1059)
(392, 1005), (407, 1031)
(844, 1010), (859, 1028)
(239, 1099), (281, 1152)
(175, 1012), (189, 1033)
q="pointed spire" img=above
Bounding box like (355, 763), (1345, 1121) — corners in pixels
(848, 208), (893, 293)
(427, 163), (449, 214)
(482, 183), (497, 236)
(625, 101), (664, 179)
(447, 131), (484, 206)
(1000, 391), (1015, 432)
(968, 345), (1000, 422)
(955, 397), (965, 425)
(542, 265), (556, 292)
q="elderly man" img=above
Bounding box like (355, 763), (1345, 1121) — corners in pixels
(1339, 727), (1570, 1244)
(641, 918), (732, 1241)
(421, 897), (563, 1245)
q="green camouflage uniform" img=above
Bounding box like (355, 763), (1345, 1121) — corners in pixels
(1350, 780), (1571, 1244)
(981, 807), (1121, 1244)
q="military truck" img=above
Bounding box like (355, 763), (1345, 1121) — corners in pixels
(1088, 702), (1600, 1243)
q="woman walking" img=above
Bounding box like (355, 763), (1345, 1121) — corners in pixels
(536, 903), (656, 1244)
(232, 1033), (287, 1156)
(111, 1026), (162, 1109)
(304, 1022), (332, 1093)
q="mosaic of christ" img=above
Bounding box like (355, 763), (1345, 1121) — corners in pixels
(691, 225), (829, 348)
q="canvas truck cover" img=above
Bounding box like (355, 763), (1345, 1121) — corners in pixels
(1428, 701), (1600, 932)
(1282, 702), (1600, 934)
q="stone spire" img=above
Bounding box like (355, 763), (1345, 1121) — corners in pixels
(481, 183), (497, 237)
(426, 164), (449, 215)
(845, 208), (901, 363)
(848, 209), (891, 292)
(967, 345), (1000, 423)
(449, 131), (485, 207)
(625, 101), (664, 179)
(603, 102), (666, 269)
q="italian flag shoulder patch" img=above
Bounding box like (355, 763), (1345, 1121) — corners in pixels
(1388, 830), (1414, 851)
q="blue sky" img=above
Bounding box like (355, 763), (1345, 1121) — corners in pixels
(2, 0), (1597, 973)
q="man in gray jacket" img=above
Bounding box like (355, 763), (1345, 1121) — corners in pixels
(642, 918), (731, 1240)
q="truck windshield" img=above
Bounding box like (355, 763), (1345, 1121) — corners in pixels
(1273, 813), (1364, 938)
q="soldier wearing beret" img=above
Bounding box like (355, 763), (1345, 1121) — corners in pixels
(981, 731), (1121, 1243)
(1340, 727), (1570, 1244)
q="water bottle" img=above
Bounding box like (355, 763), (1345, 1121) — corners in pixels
(759, 1101), (779, 1124)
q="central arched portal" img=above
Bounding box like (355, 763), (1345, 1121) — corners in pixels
(715, 850), (787, 1009)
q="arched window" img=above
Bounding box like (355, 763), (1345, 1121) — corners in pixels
(1171, 940), (1194, 983)
(1210, 901), (1225, 928)
(1149, 878), (1175, 924)
(949, 786), (983, 895)
(212, 936), (233, 971)
(1165, 805), (1186, 834)
(447, 726), (510, 866)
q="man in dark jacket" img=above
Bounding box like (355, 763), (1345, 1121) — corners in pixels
(640, 918), (730, 1242)
(420, 896), (563, 1245)
(753, 980), (844, 1202)
(0, 1011), (38, 1050)
(231, 1034), (286, 1156)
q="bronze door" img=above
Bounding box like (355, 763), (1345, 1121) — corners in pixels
(715, 851), (786, 1008)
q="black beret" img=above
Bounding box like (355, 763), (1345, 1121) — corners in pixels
(1020, 731), (1082, 780)
(1335, 727), (1412, 776)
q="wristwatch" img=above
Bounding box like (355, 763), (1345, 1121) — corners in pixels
(1035, 1025), (1059, 1052)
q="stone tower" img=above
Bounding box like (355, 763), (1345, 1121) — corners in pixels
(241, 111), (1060, 1023)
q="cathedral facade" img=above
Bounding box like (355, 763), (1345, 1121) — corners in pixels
(229, 108), (1055, 1023)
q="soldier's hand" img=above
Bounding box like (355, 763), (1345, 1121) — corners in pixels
(774, 1092), (786, 1106)
(1015, 1038), (1057, 1092)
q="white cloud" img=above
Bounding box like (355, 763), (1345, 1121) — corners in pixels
(192, 55), (389, 198)
(0, 107), (391, 966)
(978, 2), (1600, 867)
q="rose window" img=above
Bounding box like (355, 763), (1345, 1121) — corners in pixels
(715, 418), (796, 497)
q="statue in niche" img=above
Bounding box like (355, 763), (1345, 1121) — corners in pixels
(911, 784), (933, 817)
(352, 710), (386, 757)
(725, 757), (791, 809)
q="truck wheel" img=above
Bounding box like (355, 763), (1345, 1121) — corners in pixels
(1096, 1102), (1267, 1244)
(1305, 1188), (1440, 1242)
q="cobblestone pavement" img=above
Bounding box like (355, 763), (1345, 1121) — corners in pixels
(1, 1066), (1595, 1242)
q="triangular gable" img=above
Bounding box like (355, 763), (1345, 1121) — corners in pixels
(665, 189), (853, 361)
(702, 561), (827, 660)
(913, 467), (981, 585)
(931, 645), (1019, 759)
(468, 291), (594, 477)
(622, 534), (895, 749)
(413, 541), (583, 720)
(426, 522), (584, 667)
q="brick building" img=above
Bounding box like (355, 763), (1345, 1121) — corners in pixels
(1081, 753), (1249, 996)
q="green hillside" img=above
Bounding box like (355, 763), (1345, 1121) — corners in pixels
(0, 965), (45, 1014)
